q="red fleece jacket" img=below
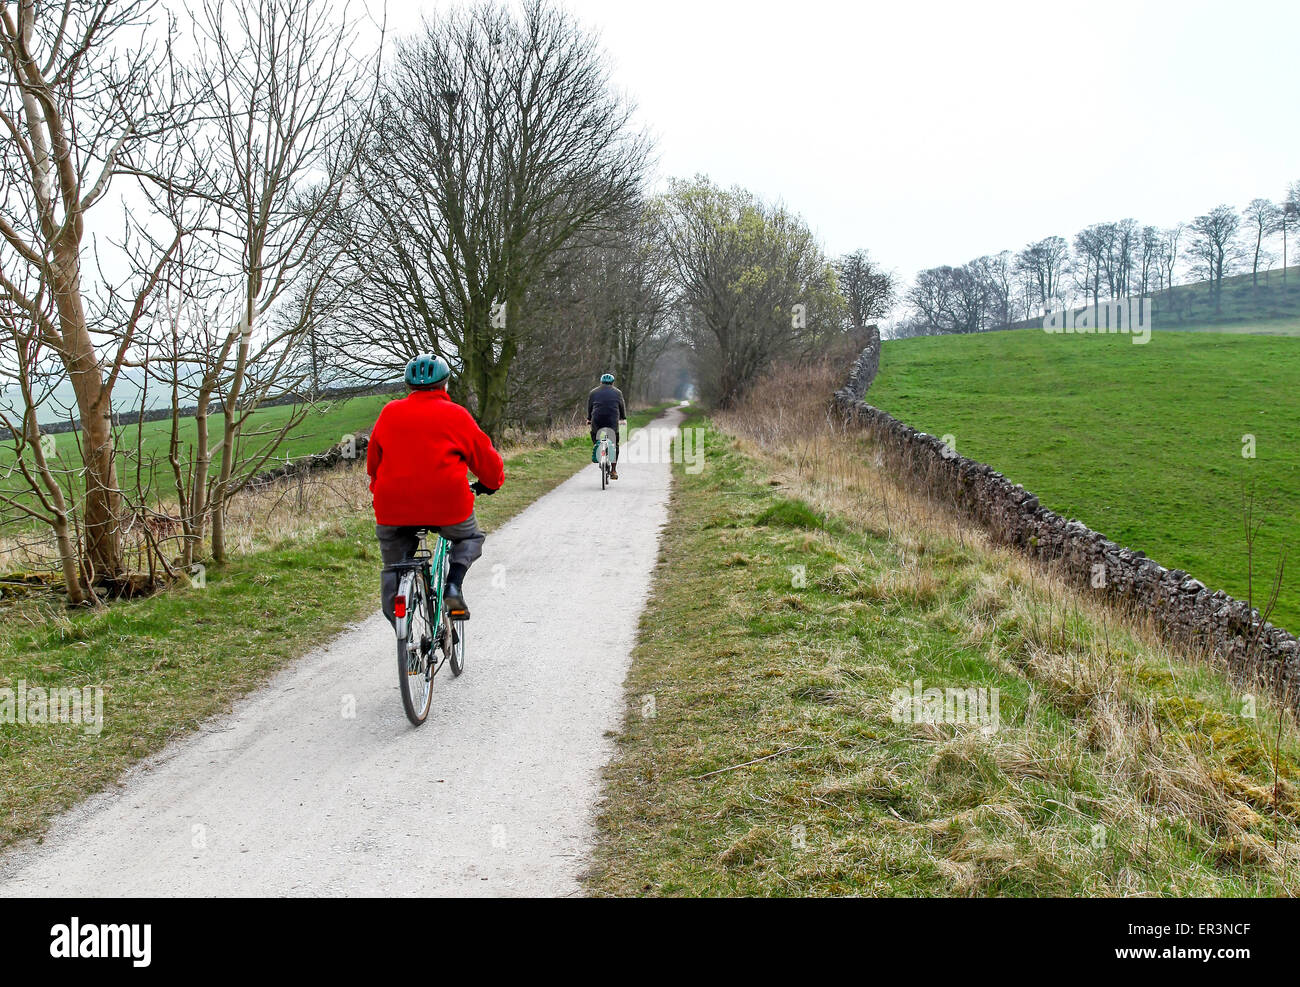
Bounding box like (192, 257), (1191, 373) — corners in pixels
(366, 390), (505, 527)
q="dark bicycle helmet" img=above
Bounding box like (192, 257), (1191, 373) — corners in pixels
(405, 353), (451, 388)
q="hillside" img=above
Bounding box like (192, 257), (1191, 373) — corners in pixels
(1002, 265), (1300, 335)
(865, 330), (1300, 631)
(1154, 264), (1300, 331)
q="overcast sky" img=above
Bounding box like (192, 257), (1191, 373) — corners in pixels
(411, 0), (1300, 285)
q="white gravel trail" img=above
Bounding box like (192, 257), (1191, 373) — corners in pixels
(0, 407), (684, 897)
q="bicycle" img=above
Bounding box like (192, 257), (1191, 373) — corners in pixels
(594, 426), (616, 490)
(386, 523), (468, 727)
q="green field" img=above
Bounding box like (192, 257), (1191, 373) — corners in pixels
(2, 392), (395, 477)
(867, 330), (1300, 631)
(0, 393), (398, 529)
(1171, 315), (1300, 336)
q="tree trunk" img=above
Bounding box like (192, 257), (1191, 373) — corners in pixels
(620, 350), (637, 402)
(24, 413), (91, 606)
(474, 339), (515, 443)
(213, 315), (253, 563)
(52, 248), (124, 583)
(184, 380), (217, 567)
(463, 292), (518, 443)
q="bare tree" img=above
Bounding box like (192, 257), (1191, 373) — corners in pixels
(491, 206), (672, 425)
(1243, 198), (1281, 288)
(906, 256), (1019, 334)
(659, 176), (841, 407)
(1070, 220), (1136, 303)
(0, 263), (90, 601)
(1072, 225), (1107, 306)
(594, 208), (674, 398)
(340, 0), (649, 440)
(951, 262), (991, 331)
(979, 251), (1016, 327)
(187, 0), (378, 561)
(1099, 219), (1137, 299)
(1015, 235), (1070, 312)
(834, 249), (895, 340)
(1138, 225), (1162, 298)
(907, 265), (974, 333)
(500, 259), (605, 429)
(0, 0), (189, 585)
(1280, 182), (1300, 282)
(906, 267), (955, 334)
(1186, 205), (1241, 312)
(137, 220), (232, 571)
(1156, 223), (1183, 296)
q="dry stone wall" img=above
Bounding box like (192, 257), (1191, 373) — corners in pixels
(245, 429), (371, 490)
(832, 342), (1299, 706)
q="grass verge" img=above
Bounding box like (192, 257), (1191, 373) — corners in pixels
(588, 407), (1300, 896)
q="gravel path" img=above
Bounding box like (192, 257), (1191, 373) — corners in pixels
(0, 407), (683, 897)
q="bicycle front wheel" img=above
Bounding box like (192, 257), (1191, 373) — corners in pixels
(395, 567), (435, 725)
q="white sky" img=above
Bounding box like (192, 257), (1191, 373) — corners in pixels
(404, 0), (1300, 284)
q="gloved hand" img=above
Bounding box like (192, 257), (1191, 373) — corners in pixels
(470, 480), (498, 496)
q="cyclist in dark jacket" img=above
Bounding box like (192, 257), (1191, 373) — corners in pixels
(587, 373), (627, 479)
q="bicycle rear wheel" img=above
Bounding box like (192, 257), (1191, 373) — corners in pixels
(601, 460), (608, 489)
(395, 567), (435, 725)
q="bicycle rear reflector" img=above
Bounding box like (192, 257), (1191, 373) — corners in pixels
(395, 595), (406, 619)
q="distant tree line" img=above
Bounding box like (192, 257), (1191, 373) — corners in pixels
(899, 180), (1300, 336)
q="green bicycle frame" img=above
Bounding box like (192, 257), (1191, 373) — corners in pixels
(398, 533), (451, 642)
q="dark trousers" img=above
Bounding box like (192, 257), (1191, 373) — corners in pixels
(377, 514), (484, 624)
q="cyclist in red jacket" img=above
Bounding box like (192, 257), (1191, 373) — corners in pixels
(367, 354), (504, 621)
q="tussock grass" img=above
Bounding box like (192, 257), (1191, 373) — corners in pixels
(588, 374), (1300, 896)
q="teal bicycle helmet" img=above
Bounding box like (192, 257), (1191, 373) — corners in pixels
(600, 373), (615, 384)
(405, 353), (451, 388)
